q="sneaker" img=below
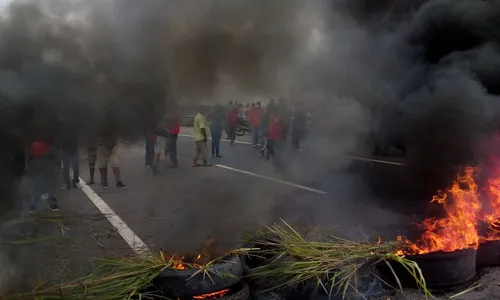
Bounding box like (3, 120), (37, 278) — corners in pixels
(252, 145), (258, 148)
(51, 201), (59, 212)
(145, 165), (153, 171)
(102, 182), (109, 189)
(87, 180), (95, 185)
(72, 182), (78, 188)
(116, 181), (127, 189)
(216, 154), (223, 158)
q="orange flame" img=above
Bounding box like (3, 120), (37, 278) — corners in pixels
(172, 256), (189, 270)
(193, 288), (230, 299)
(409, 167), (482, 255)
(483, 175), (500, 241)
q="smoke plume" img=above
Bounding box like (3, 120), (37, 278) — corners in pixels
(1, 0), (500, 292)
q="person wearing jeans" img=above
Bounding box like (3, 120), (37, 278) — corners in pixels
(62, 150), (79, 188)
(59, 125), (80, 189)
(166, 111), (180, 168)
(249, 101), (264, 147)
(209, 104), (225, 157)
(227, 107), (238, 146)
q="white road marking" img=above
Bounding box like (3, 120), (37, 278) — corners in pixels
(179, 133), (404, 166)
(214, 164), (328, 195)
(343, 155), (404, 166)
(78, 177), (151, 255)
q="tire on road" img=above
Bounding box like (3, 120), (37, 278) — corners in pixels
(153, 254), (243, 297)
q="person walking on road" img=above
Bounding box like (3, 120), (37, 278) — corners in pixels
(227, 106), (238, 146)
(249, 101), (264, 148)
(28, 138), (59, 212)
(260, 99), (275, 158)
(209, 104), (225, 157)
(192, 106), (210, 167)
(266, 104), (287, 168)
(97, 124), (127, 189)
(166, 110), (180, 168)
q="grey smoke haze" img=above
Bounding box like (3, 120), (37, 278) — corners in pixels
(1, 0), (500, 291)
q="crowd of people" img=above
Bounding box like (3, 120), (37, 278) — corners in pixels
(17, 98), (307, 213)
(24, 125), (129, 213)
(183, 98), (308, 168)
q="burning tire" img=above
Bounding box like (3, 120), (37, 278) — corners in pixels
(211, 282), (250, 300)
(379, 248), (477, 289)
(241, 234), (283, 272)
(153, 254), (243, 298)
(477, 241), (500, 267)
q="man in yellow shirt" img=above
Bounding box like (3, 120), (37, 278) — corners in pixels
(193, 106), (210, 167)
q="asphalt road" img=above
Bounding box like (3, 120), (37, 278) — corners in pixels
(1, 129), (449, 293)
(70, 130), (438, 255)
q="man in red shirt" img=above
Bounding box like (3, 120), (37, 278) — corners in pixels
(166, 110), (180, 168)
(28, 139), (59, 212)
(249, 101), (264, 148)
(227, 106), (238, 146)
(266, 105), (287, 168)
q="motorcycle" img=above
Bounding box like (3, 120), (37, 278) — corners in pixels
(236, 117), (251, 136)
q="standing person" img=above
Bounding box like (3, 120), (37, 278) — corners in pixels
(192, 106), (210, 167)
(152, 121), (168, 173)
(249, 101), (264, 148)
(260, 99), (275, 158)
(226, 106), (238, 146)
(166, 110), (180, 168)
(97, 124), (127, 189)
(28, 138), (59, 212)
(266, 104), (287, 168)
(209, 104), (225, 157)
(291, 104), (307, 151)
(145, 130), (156, 170)
(59, 124), (80, 189)
(225, 101), (234, 139)
(278, 97), (290, 142)
(87, 140), (98, 185)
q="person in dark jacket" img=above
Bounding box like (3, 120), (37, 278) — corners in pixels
(209, 104), (225, 157)
(292, 104), (307, 150)
(28, 138), (59, 212)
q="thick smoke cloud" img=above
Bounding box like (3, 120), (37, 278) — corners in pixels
(1, 0), (500, 291)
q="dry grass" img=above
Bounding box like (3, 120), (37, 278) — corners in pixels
(245, 220), (431, 299)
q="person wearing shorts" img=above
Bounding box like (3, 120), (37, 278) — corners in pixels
(192, 107), (209, 167)
(97, 139), (127, 189)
